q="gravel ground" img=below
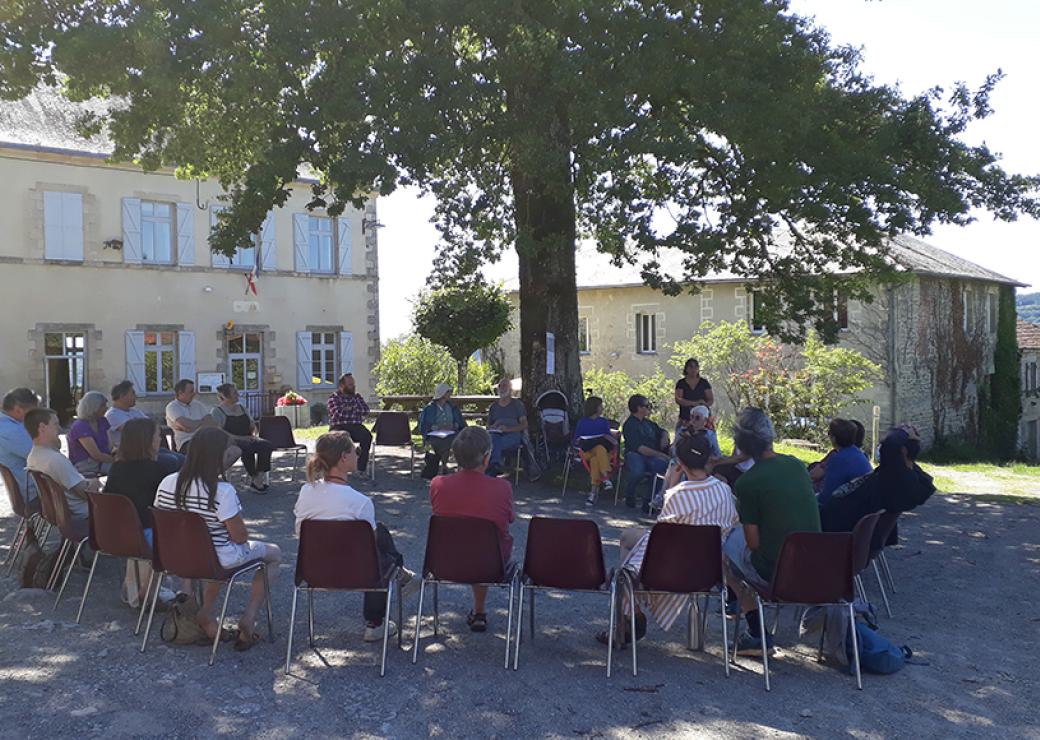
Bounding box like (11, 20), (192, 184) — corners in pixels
(0, 449), (1037, 739)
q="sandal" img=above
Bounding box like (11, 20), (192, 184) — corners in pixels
(466, 611), (488, 633)
(233, 630), (262, 652)
(194, 627), (239, 646)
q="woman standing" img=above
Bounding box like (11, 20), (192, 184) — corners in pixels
(68, 391), (116, 476)
(674, 359), (714, 435)
(154, 427), (281, 650)
(212, 383), (275, 492)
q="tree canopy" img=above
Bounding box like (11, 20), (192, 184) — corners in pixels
(4, 0), (1036, 408)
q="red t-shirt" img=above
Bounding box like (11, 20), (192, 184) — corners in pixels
(429, 469), (515, 562)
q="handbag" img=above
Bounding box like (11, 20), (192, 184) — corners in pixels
(160, 592), (207, 645)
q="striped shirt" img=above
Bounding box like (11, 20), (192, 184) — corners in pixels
(154, 473), (242, 564)
(623, 476), (739, 631)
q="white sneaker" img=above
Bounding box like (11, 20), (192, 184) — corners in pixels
(601, 480), (614, 492)
(396, 568), (421, 600)
(363, 620), (398, 642)
(586, 490), (597, 506)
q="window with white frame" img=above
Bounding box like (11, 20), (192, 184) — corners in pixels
(578, 316), (590, 354)
(43, 191), (84, 261)
(141, 201), (175, 264)
(311, 332), (337, 386)
(1025, 361), (1038, 394)
(636, 313), (657, 354)
(749, 291), (766, 334)
(143, 331), (177, 393)
(987, 293), (998, 334)
(228, 332), (263, 392)
(308, 216), (335, 273)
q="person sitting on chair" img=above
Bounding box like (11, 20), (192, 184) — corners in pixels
(599, 433), (739, 646)
(573, 395), (619, 506)
(107, 380), (184, 470)
(485, 377), (540, 480)
(621, 394), (670, 513)
(418, 383), (466, 479)
(153, 427), (281, 651)
(165, 379), (240, 472)
(213, 383), (275, 493)
(429, 426), (515, 633)
(67, 391), (116, 477)
(294, 431), (420, 642)
(327, 372), (373, 477)
(25, 407), (100, 520)
(817, 418), (872, 505)
(0, 387), (39, 499)
(722, 408), (820, 658)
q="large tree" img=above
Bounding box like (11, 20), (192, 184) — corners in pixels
(4, 1), (1036, 413)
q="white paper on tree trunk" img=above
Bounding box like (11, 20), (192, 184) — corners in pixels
(546, 332), (555, 375)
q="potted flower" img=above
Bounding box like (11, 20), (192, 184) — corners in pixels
(275, 389), (308, 428)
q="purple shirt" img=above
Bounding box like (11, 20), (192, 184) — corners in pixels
(67, 417), (111, 465)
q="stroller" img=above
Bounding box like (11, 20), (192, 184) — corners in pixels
(535, 389), (571, 470)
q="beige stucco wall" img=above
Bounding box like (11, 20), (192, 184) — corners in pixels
(0, 148), (379, 418)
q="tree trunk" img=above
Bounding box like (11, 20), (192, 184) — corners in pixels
(456, 356), (467, 394)
(512, 167), (584, 421)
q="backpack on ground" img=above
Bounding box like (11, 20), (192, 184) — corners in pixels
(846, 620), (909, 675)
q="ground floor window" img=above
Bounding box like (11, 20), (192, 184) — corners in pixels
(44, 331), (86, 426)
(144, 331), (177, 394)
(228, 331), (263, 392)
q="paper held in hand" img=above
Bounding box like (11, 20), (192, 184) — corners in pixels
(427, 430), (455, 438)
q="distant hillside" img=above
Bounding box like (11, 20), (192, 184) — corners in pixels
(1019, 291), (1040, 323)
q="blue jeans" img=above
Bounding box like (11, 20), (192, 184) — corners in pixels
(623, 452), (669, 506)
(490, 432), (525, 469)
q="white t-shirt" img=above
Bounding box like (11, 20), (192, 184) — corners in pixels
(154, 473), (242, 565)
(105, 406), (147, 449)
(293, 479), (376, 536)
(165, 399), (211, 449)
(27, 444), (88, 518)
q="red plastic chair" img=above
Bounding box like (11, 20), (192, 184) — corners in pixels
(412, 515), (519, 669)
(629, 523), (730, 676)
(850, 512), (881, 607)
(560, 439), (621, 500)
(1, 463), (42, 575)
(141, 507), (274, 665)
(286, 519), (402, 677)
(29, 470), (90, 602)
(868, 510), (901, 617)
(742, 531), (862, 691)
(370, 412), (417, 480)
(258, 415), (308, 482)
(77, 493), (154, 634)
(513, 516), (633, 677)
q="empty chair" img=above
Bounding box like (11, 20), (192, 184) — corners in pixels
(850, 512), (881, 606)
(1, 462), (42, 575)
(141, 508), (274, 665)
(286, 520), (402, 676)
(628, 523), (730, 676)
(741, 531), (862, 691)
(513, 516), (633, 677)
(77, 492), (154, 633)
(369, 412), (417, 480)
(258, 415), (308, 482)
(412, 515), (519, 669)
(29, 470), (90, 607)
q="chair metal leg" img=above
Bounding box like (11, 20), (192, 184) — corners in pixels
(409, 447), (415, 479)
(139, 571), (165, 653)
(817, 612), (828, 662)
(561, 454), (571, 497)
(291, 449), (300, 483)
(686, 601), (697, 650)
(75, 550), (101, 623)
(285, 586), (299, 675)
(606, 578), (617, 678)
(46, 539), (70, 592)
(528, 588), (535, 640)
(854, 574), (867, 604)
(261, 564), (275, 641)
(627, 574), (637, 677)
(3, 518), (26, 574)
(210, 579), (236, 666)
(432, 582), (439, 636)
(879, 551), (896, 593)
(719, 588), (730, 677)
(54, 539), (86, 610)
(756, 596), (771, 691)
(380, 583), (393, 677)
(872, 561), (892, 617)
(515, 448), (522, 487)
(698, 594), (710, 650)
(307, 588), (315, 647)
(412, 579), (426, 664)
(134, 569), (156, 636)
(512, 583), (525, 670)
(504, 577), (516, 670)
(397, 582), (404, 649)
(848, 602), (863, 690)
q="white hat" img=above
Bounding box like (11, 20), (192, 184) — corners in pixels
(432, 383), (453, 400)
(691, 405), (710, 418)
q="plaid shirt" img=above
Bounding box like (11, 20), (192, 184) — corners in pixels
(327, 390), (370, 426)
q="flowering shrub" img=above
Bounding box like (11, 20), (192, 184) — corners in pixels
(276, 390), (307, 407)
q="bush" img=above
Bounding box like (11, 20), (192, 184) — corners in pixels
(374, 334), (498, 400)
(583, 367), (676, 428)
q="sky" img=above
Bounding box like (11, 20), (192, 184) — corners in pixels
(376, 0), (1040, 340)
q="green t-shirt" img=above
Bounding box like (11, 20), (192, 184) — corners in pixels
(734, 454), (821, 580)
(622, 416), (663, 454)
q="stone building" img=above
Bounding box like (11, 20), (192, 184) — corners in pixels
(1019, 321), (1040, 460)
(497, 238), (1025, 449)
(0, 88), (380, 423)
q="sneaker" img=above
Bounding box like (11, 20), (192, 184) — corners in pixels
(735, 631), (775, 657)
(396, 568), (421, 600)
(363, 620), (398, 642)
(585, 490), (597, 506)
(600, 480), (613, 492)
(249, 474), (269, 493)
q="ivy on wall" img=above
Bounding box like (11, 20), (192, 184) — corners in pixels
(979, 285), (1022, 459)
